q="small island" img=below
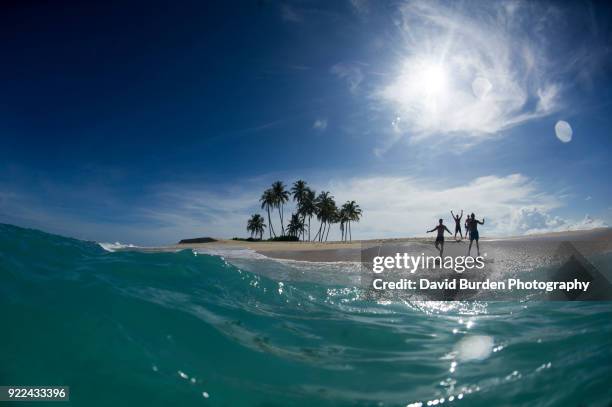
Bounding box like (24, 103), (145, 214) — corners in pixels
(245, 179), (362, 243)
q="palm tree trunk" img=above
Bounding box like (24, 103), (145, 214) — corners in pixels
(349, 221), (352, 242)
(308, 216), (311, 241)
(314, 221), (323, 241)
(278, 205), (284, 235)
(325, 223), (331, 241)
(267, 208), (275, 238)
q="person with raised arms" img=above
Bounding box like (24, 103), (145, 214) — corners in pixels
(451, 209), (463, 241)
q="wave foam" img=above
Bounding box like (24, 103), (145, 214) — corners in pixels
(98, 242), (138, 252)
(194, 247), (269, 260)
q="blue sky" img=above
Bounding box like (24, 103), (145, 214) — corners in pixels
(1, 0), (611, 244)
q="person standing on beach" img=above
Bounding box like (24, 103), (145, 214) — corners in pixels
(427, 219), (452, 257)
(467, 213), (485, 257)
(451, 210), (463, 241)
(464, 215), (471, 240)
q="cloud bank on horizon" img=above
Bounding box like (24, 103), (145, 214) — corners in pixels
(0, 173), (605, 245)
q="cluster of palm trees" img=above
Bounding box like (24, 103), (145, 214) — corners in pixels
(246, 180), (362, 242)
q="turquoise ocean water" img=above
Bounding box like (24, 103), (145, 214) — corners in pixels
(1, 223), (611, 406)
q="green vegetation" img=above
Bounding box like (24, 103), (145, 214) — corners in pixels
(267, 235), (300, 242)
(248, 180), (362, 242)
(232, 236), (299, 242)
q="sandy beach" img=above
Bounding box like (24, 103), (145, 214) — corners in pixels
(131, 227), (612, 262)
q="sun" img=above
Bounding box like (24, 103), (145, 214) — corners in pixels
(417, 61), (449, 96)
(385, 55), (454, 123)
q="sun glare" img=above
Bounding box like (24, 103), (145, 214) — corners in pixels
(396, 57), (452, 118)
(420, 63), (448, 95)
(402, 58), (451, 105)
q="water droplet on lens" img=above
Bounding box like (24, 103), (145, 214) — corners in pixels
(555, 120), (572, 143)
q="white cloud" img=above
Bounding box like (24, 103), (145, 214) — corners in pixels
(506, 207), (566, 234)
(571, 214), (607, 230)
(331, 62), (365, 94)
(585, 195), (592, 201)
(313, 118), (328, 131)
(323, 173), (605, 239)
(536, 84), (560, 113)
(503, 208), (606, 235)
(375, 0), (562, 141)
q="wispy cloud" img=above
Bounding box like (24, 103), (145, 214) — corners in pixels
(374, 0), (565, 142)
(281, 4), (302, 22)
(288, 64), (311, 71)
(325, 173), (605, 238)
(135, 185), (261, 243)
(331, 62), (365, 94)
(313, 118), (328, 131)
(350, 0), (370, 16)
(0, 179), (261, 245)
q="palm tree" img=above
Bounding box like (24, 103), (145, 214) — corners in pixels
(339, 206), (350, 241)
(298, 188), (316, 241)
(246, 214), (266, 240)
(313, 191), (338, 242)
(313, 191), (329, 242)
(325, 204), (339, 242)
(286, 213), (305, 239)
(254, 214), (266, 240)
(260, 189), (276, 238)
(246, 217), (254, 237)
(291, 180), (309, 240)
(342, 200), (362, 241)
(258, 181), (362, 242)
(291, 180), (308, 205)
(271, 181), (289, 235)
